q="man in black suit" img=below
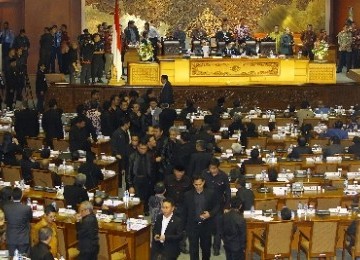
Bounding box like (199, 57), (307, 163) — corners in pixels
(235, 175), (255, 210)
(288, 136), (313, 159)
(64, 173), (89, 210)
(42, 98), (64, 148)
(75, 201), (99, 260)
(30, 227), (55, 260)
(159, 75), (174, 105)
(3, 187), (32, 256)
(14, 101), (39, 146)
(159, 103), (177, 136)
(222, 197), (246, 260)
(348, 136), (360, 158)
(240, 148), (264, 174)
(78, 152), (104, 190)
(69, 116), (91, 152)
(152, 198), (183, 260)
(183, 175), (220, 260)
(123, 20), (140, 46)
(188, 140), (212, 177)
(111, 117), (131, 187)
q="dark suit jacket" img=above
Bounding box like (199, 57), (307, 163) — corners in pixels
(240, 158), (264, 174)
(64, 184), (89, 210)
(183, 188), (219, 230)
(159, 82), (174, 105)
(42, 108), (64, 142)
(14, 108), (39, 143)
(236, 187), (255, 210)
(222, 209), (247, 252)
(3, 201), (32, 245)
(349, 143), (360, 157)
(188, 151), (212, 177)
(288, 146), (313, 159)
(78, 162), (104, 190)
(69, 125), (90, 152)
(76, 213), (99, 254)
(152, 214), (183, 259)
(124, 27), (140, 44)
(30, 242), (54, 260)
(159, 108), (177, 134)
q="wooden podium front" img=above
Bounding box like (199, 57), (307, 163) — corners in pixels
(123, 47), (140, 68)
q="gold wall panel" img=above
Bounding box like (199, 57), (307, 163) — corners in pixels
(308, 63), (336, 84)
(128, 63), (160, 85)
(190, 59), (280, 77)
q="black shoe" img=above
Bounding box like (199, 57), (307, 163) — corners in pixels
(213, 249), (220, 256)
(180, 248), (189, 254)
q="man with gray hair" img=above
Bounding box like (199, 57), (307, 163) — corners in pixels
(76, 201), (99, 260)
(64, 173), (89, 210)
(30, 226), (54, 259)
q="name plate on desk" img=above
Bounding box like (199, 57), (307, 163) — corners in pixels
(189, 59), (280, 77)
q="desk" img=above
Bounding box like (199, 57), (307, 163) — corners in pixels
(128, 57), (336, 86)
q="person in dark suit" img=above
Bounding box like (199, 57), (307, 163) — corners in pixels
(323, 136), (345, 157)
(348, 136), (360, 158)
(64, 173), (89, 210)
(111, 117), (131, 187)
(222, 197), (246, 260)
(173, 132), (196, 168)
(20, 148), (40, 183)
(75, 201), (99, 260)
(123, 20), (140, 46)
(235, 176), (254, 210)
(35, 63), (48, 113)
(240, 148), (264, 174)
(240, 122), (258, 148)
(152, 198), (183, 260)
(69, 116), (91, 152)
(188, 140), (212, 177)
(100, 100), (114, 136)
(42, 98), (63, 148)
(159, 75), (174, 105)
(30, 227), (55, 260)
(288, 136), (313, 159)
(3, 187), (32, 256)
(78, 152), (104, 190)
(183, 175), (220, 260)
(222, 41), (240, 57)
(159, 103), (177, 136)
(14, 101), (39, 146)
(0, 132), (22, 166)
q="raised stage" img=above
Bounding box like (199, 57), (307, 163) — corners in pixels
(127, 57), (336, 86)
(47, 83), (359, 113)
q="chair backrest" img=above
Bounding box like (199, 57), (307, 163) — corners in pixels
(245, 164), (268, 175)
(348, 164), (360, 172)
(314, 163), (338, 174)
(265, 221), (293, 257)
(61, 174), (75, 186)
(26, 137), (44, 150)
(217, 139), (237, 150)
(98, 230), (130, 260)
(44, 198), (65, 209)
(98, 231), (110, 260)
(285, 198), (309, 210)
(247, 137), (267, 149)
(53, 139), (69, 152)
(276, 118), (295, 126)
(277, 163), (302, 173)
(341, 139), (354, 148)
(57, 225), (67, 259)
(310, 221), (338, 256)
(32, 169), (54, 188)
(309, 138), (329, 148)
(254, 199), (278, 211)
(2, 166), (22, 184)
(316, 197), (341, 210)
(251, 118), (270, 128)
(354, 221), (360, 256)
(302, 118), (321, 127)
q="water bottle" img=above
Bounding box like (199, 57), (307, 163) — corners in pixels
(27, 198), (32, 207)
(344, 179), (348, 190)
(13, 249), (19, 260)
(306, 168), (311, 182)
(126, 218), (131, 231)
(269, 50), (273, 57)
(298, 201), (303, 210)
(298, 50), (302, 59)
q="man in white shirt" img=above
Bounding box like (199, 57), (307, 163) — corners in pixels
(152, 198), (183, 260)
(144, 22), (160, 59)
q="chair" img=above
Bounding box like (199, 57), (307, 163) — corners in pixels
(245, 164), (268, 175)
(217, 139), (238, 150)
(252, 221), (294, 259)
(53, 139), (69, 152)
(297, 221), (338, 259)
(302, 118), (321, 127)
(276, 118), (295, 127)
(44, 198), (65, 209)
(254, 199), (278, 211)
(348, 164), (360, 172)
(247, 137), (267, 149)
(98, 230), (130, 260)
(251, 118), (270, 128)
(314, 163), (338, 174)
(309, 138), (329, 148)
(26, 137), (44, 150)
(57, 224), (79, 260)
(285, 198), (309, 211)
(61, 174), (75, 186)
(32, 169), (54, 188)
(277, 162), (302, 173)
(343, 220), (360, 260)
(341, 139), (354, 148)
(316, 197), (341, 210)
(2, 166), (22, 184)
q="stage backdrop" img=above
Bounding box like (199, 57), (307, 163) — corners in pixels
(85, 0), (325, 36)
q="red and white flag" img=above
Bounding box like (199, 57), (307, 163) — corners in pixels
(112, 0), (122, 81)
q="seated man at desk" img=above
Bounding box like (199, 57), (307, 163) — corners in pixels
(240, 148), (263, 174)
(323, 136), (345, 157)
(64, 173), (89, 210)
(235, 176), (254, 210)
(78, 152), (104, 190)
(215, 24), (233, 44)
(222, 41), (240, 57)
(238, 39), (257, 56)
(69, 116), (91, 152)
(320, 120), (348, 140)
(287, 136), (313, 159)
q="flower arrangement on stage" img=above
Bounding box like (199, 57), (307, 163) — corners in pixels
(312, 40), (329, 59)
(137, 40), (154, 61)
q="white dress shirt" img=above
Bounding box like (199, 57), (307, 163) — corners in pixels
(148, 26), (160, 39)
(160, 213), (173, 240)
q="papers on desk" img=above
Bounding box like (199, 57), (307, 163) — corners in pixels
(348, 132), (360, 138)
(230, 188), (238, 194)
(326, 156), (342, 163)
(32, 210), (44, 218)
(329, 208), (348, 214)
(128, 218), (148, 230)
(273, 187), (288, 195)
(103, 199), (123, 207)
(252, 215), (274, 222)
(102, 169), (116, 178)
(244, 210), (263, 218)
(303, 186), (320, 191)
(324, 172), (342, 179)
(346, 185), (360, 191)
(278, 173), (294, 180)
(101, 156), (116, 162)
(347, 172), (360, 180)
(58, 208), (76, 216)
